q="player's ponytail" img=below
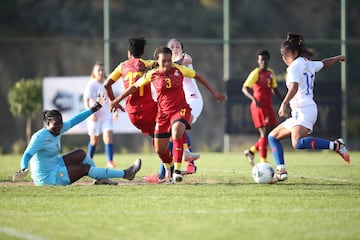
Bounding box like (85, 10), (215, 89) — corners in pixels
(281, 33), (315, 59)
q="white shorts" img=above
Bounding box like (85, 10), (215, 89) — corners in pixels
(281, 105), (317, 133)
(87, 118), (113, 136)
(187, 95), (204, 124)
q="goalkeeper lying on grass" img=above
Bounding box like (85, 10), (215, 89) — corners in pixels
(13, 91), (141, 186)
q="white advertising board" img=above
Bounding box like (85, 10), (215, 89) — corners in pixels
(43, 76), (140, 134)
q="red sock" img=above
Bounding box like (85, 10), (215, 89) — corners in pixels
(254, 138), (261, 151)
(172, 137), (185, 163)
(259, 137), (268, 159)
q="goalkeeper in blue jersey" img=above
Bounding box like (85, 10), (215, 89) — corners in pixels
(13, 92), (141, 186)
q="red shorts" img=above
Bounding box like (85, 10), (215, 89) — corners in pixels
(128, 105), (157, 135)
(250, 103), (277, 128)
(155, 107), (191, 137)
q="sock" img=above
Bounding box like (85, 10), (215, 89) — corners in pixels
(87, 143), (96, 158)
(250, 146), (257, 153)
(276, 164), (286, 171)
(253, 137), (262, 152)
(82, 155), (96, 167)
(158, 162), (166, 179)
(168, 141), (173, 154)
(88, 167), (124, 179)
(185, 132), (192, 151)
(105, 144), (114, 162)
(268, 135), (285, 166)
(183, 142), (189, 151)
(174, 162), (182, 172)
(163, 162), (173, 179)
(295, 137), (331, 150)
(173, 137), (185, 170)
(259, 137), (268, 159)
(184, 132), (195, 166)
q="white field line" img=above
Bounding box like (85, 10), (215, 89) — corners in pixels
(200, 168), (355, 182)
(12, 207), (360, 217)
(293, 175), (351, 182)
(0, 226), (48, 240)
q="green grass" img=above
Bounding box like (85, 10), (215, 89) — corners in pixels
(0, 151), (359, 240)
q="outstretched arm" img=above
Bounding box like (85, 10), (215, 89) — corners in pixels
(194, 73), (227, 102)
(322, 55), (346, 69)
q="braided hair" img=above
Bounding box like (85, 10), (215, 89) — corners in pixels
(42, 110), (62, 125)
(281, 33), (315, 59)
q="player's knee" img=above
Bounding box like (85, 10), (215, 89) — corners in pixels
(75, 149), (87, 159)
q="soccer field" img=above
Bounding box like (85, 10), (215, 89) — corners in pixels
(0, 151), (359, 240)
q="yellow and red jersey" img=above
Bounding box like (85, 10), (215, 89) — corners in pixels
(137, 63), (195, 114)
(109, 58), (155, 113)
(243, 68), (277, 106)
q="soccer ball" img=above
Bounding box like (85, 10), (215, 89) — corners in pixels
(251, 162), (275, 184)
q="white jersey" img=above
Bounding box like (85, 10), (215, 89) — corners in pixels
(286, 57), (323, 110)
(182, 63), (204, 123)
(83, 79), (112, 121)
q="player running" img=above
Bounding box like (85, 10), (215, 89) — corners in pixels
(104, 37), (157, 138)
(144, 39), (203, 183)
(110, 46), (227, 183)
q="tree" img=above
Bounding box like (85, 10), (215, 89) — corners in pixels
(7, 78), (42, 143)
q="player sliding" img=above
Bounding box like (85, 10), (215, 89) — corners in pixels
(268, 33), (350, 183)
(13, 92), (142, 186)
(110, 46), (227, 183)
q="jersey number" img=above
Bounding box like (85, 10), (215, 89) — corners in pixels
(125, 71), (144, 96)
(165, 77), (172, 88)
(303, 72), (314, 95)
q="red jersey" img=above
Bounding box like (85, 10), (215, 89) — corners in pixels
(108, 58), (155, 113)
(138, 64), (196, 114)
(243, 68), (277, 106)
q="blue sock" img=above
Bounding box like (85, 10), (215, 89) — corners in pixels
(158, 162), (166, 179)
(295, 137), (330, 150)
(88, 167), (125, 179)
(168, 141), (173, 153)
(185, 132), (196, 166)
(268, 135), (285, 166)
(185, 132), (192, 150)
(88, 143), (96, 158)
(82, 155), (96, 167)
(105, 144), (114, 162)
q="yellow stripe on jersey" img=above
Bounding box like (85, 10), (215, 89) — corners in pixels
(243, 68), (278, 88)
(136, 63), (196, 88)
(108, 59), (155, 82)
(174, 63), (196, 78)
(108, 63), (123, 82)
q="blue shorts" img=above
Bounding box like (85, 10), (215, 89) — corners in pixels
(33, 157), (71, 186)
